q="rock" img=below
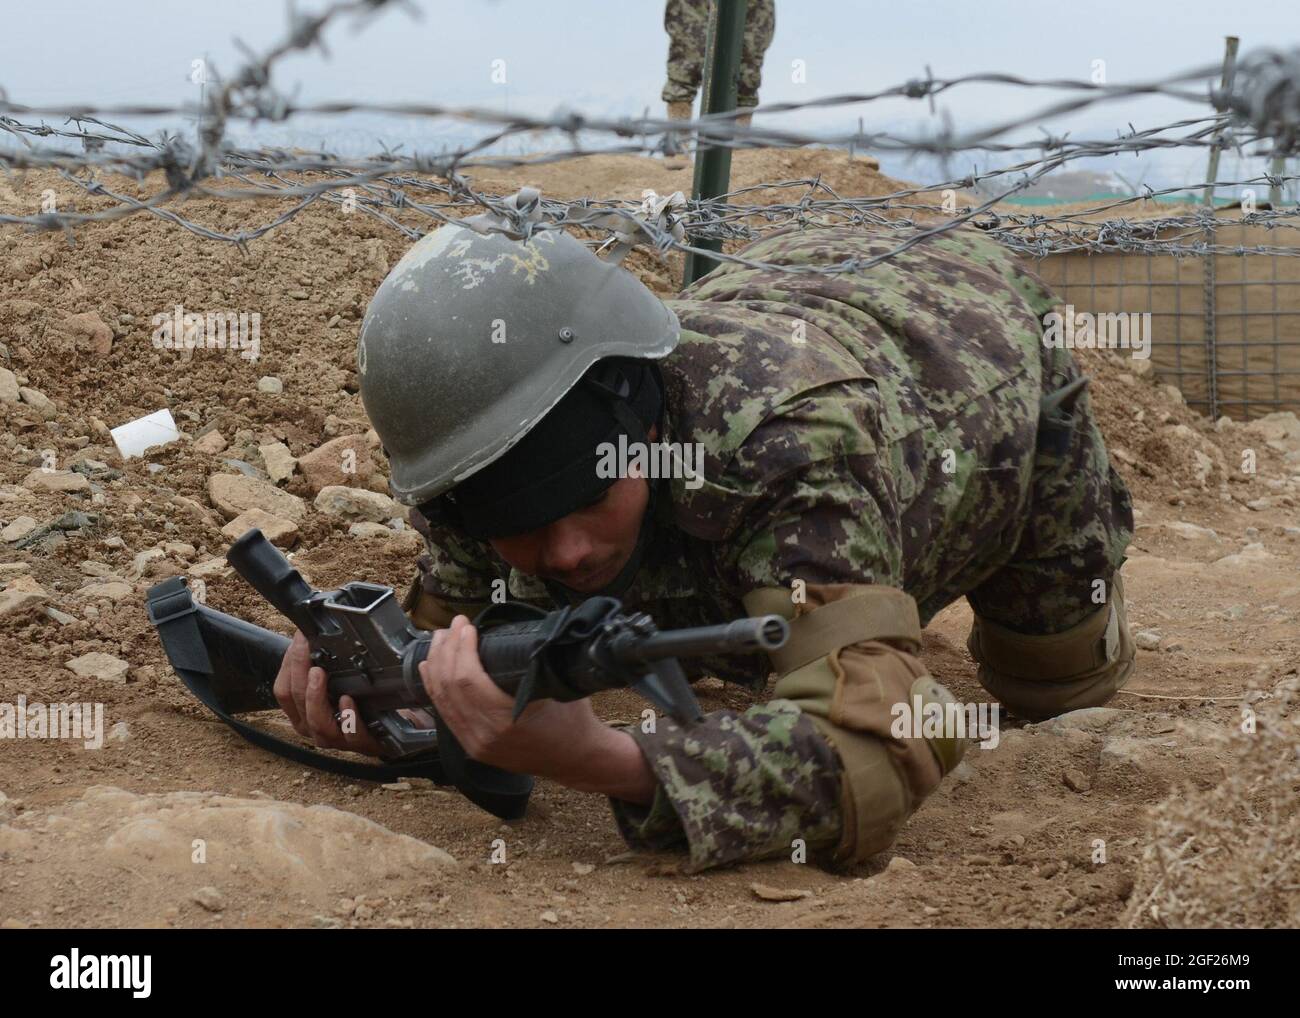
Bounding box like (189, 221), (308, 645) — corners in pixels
(1245, 411), (1300, 445)
(193, 430), (228, 455)
(539, 910), (559, 924)
(12, 510), (100, 552)
(22, 469), (90, 493)
(257, 376), (283, 395)
(750, 882), (812, 902)
(65, 652), (130, 682)
(222, 508), (299, 548)
(191, 886), (225, 913)
(57, 311), (114, 356)
(885, 855), (917, 873)
(1161, 384), (1186, 405)
(2, 516), (38, 542)
(79, 581), (134, 602)
(1162, 521), (1219, 541)
(1062, 768), (1092, 793)
(259, 442), (297, 485)
(297, 435), (380, 495)
(950, 760), (978, 784)
(314, 485), (401, 523)
(208, 473), (306, 523)
(1135, 629), (1162, 651)
(0, 562), (31, 577)
(0, 367), (19, 403)
(0, 584), (47, 616)
(220, 458), (267, 480)
(44, 606), (76, 625)
(348, 522), (392, 539)
(132, 547), (167, 577)
(572, 862), (595, 876)
(1191, 449), (1213, 486)
(4, 574), (45, 595)
(1212, 542), (1273, 568)
(18, 387), (57, 421)
(188, 558), (231, 579)
(70, 459), (120, 481)
(163, 542), (196, 560)
(1030, 707), (1130, 734)
(106, 721), (130, 743)
(169, 495), (220, 529)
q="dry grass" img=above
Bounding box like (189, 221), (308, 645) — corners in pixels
(1124, 674), (1300, 928)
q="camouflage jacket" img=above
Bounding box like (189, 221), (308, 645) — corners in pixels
(410, 224), (1064, 870)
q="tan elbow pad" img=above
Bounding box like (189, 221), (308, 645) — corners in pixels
(744, 584), (970, 863)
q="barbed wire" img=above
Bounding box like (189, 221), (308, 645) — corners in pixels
(1, 0), (1299, 271)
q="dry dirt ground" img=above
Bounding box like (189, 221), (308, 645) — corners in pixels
(0, 151), (1297, 929)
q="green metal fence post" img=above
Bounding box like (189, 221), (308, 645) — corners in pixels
(682, 0), (747, 286)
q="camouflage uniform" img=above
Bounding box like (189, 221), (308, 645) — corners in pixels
(407, 225), (1134, 872)
(661, 0), (776, 109)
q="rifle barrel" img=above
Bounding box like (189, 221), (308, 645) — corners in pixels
(614, 615), (787, 665)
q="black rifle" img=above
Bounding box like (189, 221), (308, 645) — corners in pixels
(146, 528), (788, 819)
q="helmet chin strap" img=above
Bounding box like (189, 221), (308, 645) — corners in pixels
(542, 476), (660, 608)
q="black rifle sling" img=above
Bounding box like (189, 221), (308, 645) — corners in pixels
(149, 578), (448, 784)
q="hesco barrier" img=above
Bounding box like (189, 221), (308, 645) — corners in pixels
(1034, 212), (1300, 422)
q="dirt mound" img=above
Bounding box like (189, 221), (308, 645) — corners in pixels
(0, 786), (455, 928)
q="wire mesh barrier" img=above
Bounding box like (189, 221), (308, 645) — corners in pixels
(2, 0), (1300, 417)
(1034, 213), (1300, 421)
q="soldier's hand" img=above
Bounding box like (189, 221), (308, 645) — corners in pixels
(419, 614), (613, 782)
(273, 630), (385, 757)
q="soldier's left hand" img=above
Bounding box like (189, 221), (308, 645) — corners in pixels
(418, 614), (611, 781)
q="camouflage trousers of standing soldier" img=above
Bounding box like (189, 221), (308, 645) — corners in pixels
(661, 0), (776, 108)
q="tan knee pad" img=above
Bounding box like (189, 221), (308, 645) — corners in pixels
(967, 575), (1135, 721)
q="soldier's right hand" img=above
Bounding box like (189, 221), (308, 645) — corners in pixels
(273, 631), (385, 757)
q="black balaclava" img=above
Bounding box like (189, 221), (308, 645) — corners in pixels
(418, 357), (664, 605)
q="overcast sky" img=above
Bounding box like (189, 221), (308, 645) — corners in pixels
(3, 0), (1298, 190)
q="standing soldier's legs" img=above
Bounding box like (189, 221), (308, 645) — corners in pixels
(964, 347), (1137, 721)
(662, 0), (709, 109)
(738, 0), (775, 108)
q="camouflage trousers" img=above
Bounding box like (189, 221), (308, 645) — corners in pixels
(953, 341), (1134, 636)
(661, 0), (776, 108)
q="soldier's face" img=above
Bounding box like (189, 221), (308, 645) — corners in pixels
(487, 472), (650, 593)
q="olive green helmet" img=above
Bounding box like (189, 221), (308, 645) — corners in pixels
(358, 214), (680, 508)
